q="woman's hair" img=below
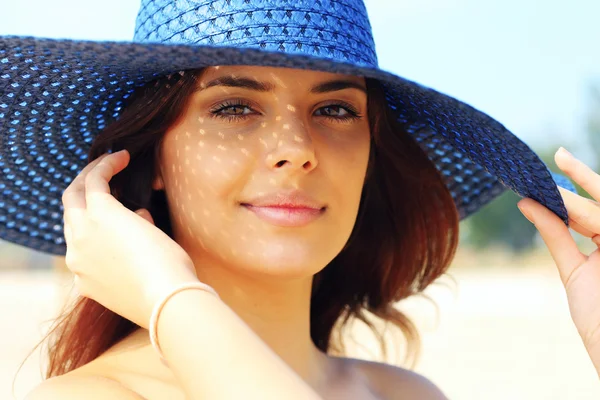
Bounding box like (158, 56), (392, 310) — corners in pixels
(21, 67), (459, 379)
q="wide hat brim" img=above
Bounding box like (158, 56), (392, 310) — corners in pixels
(0, 36), (573, 256)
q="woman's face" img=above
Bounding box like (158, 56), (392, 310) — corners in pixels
(155, 65), (371, 279)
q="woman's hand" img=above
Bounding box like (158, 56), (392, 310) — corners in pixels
(62, 150), (199, 329)
(518, 147), (600, 375)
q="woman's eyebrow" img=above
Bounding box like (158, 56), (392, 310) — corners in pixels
(198, 76), (367, 94)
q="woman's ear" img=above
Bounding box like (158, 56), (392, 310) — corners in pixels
(152, 174), (165, 191)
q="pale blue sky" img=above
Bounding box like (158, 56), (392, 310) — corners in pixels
(1, 0), (598, 152)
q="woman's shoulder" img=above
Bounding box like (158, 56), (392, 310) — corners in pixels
(347, 357), (449, 400)
(24, 374), (144, 400)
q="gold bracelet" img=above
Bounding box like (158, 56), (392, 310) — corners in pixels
(149, 281), (220, 365)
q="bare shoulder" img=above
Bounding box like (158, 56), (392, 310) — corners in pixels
(24, 374), (144, 400)
(351, 358), (448, 400)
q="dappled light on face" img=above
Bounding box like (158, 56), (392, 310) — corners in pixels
(270, 72), (287, 89)
(154, 68), (370, 278)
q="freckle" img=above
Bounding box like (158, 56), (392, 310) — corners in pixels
(294, 135), (303, 142)
(199, 129), (206, 135)
(240, 235), (247, 242)
(196, 154), (202, 160)
(172, 164), (175, 172)
(272, 132), (278, 138)
(185, 158), (191, 165)
(283, 124), (290, 130)
(187, 226), (193, 236)
(218, 132), (225, 139)
(259, 138), (268, 148)
(197, 189), (205, 198)
(230, 248), (238, 256)
(232, 160), (239, 165)
(185, 145), (190, 151)
(191, 168), (197, 175)
(247, 224), (257, 232)
(197, 237), (207, 250)
(278, 140), (284, 148)
(287, 104), (296, 112)
(257, 239), (266, 246)
(218, 145), (227, 151)
(266, 154), (273, 161)
(178, 165), (182, 173)
(191, 211), (197, 221)
(203, 209), (210, 216)
(185, 177), (189, 185)
(177, 149), (180, 158)
(237, 134), (244, 141)
(202, 226), (210, 235)
(187, 193), (192, 201)
(185, 131), (191, 138)
(198, 116), (205, 123)
(205, 169), (212, 176)
(198, 141), (204, 147)
(241, 148), (250, 156)
(213, 155), (221, 163)
(215, 66), (220, 70)
(175, 133), (179, 141)
(261, 122), (267, 128)
(275, 116), (282, 121)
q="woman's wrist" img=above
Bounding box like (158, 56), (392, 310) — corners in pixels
(149, 281), (220, 364)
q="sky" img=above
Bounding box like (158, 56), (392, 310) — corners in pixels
(1, 0), (598, 154)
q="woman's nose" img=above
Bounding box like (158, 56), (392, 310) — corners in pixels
(264, 113), (318, 174)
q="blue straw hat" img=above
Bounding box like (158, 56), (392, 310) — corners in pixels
(0, 0), (574, 255)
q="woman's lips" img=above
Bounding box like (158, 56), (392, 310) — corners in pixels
(241, 204), (325, 227)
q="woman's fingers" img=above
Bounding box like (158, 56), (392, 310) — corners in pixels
(135, 209), (155, 225)
(559, 187), (600, 237)
(62, 153), (111, 211)
(555, 147), (600, 200)
(518, 198), (587, 286)
(84, 150), (130, 211)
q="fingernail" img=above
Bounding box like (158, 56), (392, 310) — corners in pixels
(558, 147), (573, 159)
(518, 203), (534, 224)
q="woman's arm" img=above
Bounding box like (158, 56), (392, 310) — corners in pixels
(157, 287), (322, 400)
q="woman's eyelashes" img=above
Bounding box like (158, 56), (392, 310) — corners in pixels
(207, 98), (363, 124)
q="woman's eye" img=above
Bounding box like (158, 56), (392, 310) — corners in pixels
(315, 105), (350, 118)
(315, 104), (361, 123)
(221, 105), (252, 115)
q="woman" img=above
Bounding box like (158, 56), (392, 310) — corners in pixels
(1, 1), (598, 399)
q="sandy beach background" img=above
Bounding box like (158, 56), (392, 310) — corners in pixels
(2, 249), (600, 399)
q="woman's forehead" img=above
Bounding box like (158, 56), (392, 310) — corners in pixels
(200, 65), (364, 87)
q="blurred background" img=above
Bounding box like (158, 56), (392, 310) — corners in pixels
(1, 0), (599, 398)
